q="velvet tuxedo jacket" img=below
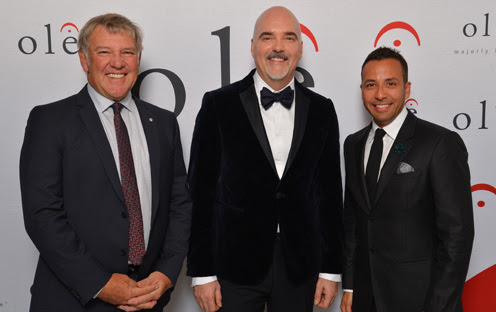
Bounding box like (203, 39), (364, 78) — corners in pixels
(20, 86), (192, 311)
(187, 70), (343, 285)
(342, 112), (474, 312)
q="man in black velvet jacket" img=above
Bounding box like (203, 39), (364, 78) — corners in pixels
(187, 6), (343, 312)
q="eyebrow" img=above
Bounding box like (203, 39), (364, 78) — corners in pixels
(258, 31), (299, 39)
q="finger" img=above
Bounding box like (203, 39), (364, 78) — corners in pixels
(129, 284), (158, 300)
(117, 304), (139, 312)
(128, 288), (160, 306)
(314, 285), (323, 305)
(134, 300), (157, 310)
(214, 285), (222, 308)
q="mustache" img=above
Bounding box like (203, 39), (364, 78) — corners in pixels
(266, 52), (288, 60)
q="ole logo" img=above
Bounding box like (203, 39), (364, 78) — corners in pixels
(374, 21), (421, 48)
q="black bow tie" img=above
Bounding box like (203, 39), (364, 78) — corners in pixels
(260, 86), (294, 110)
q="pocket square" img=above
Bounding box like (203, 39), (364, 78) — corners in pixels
(397, 162), (415, 174)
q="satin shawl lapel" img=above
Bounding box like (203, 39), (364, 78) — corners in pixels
(134, 97), (160, 223)
(240, 83), (278, 175)
(282, 84), (309, 178)
(373, 113), (416, 208)
(357, 125), (372, 212)
(76, 86), (125, 206)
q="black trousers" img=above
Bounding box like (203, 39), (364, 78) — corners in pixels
(218, 236), (317, 312)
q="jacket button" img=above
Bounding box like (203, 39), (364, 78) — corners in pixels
(276, 193), (286, 199)
(370, 248), (376, 254)
(120, 249), (127, 256)
(368, 216), (374, 222)
(121, 212), (127, 218)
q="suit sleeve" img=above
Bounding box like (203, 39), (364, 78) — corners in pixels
(319, 99), (344, 274)
(187, 92), (221, 277)
(153, 116), (192, 285)
(19, 106), (111, 305)
(342, 136), (358, 290)
(423, 131), (474, 312)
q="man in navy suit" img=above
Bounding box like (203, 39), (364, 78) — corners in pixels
(20, 13), (191, 311)
(188, 6), (343, 312)
(340, 47), (474, 312)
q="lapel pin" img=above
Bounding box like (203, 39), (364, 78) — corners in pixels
(149, 118), (153, 122)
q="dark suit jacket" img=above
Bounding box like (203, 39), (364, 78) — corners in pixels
(20, 86), (192, 311)
(187, 70), (343, 285)
(342, 112), (474, 312)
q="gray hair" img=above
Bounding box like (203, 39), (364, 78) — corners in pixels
(78, 13), (143, 57)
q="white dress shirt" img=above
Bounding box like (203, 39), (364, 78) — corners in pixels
(88, 84), (152, 250)
(192, 72), (341, 286)
(363, 108), (408, 176)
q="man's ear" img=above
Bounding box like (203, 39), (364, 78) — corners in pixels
(78, 50), (89, 73)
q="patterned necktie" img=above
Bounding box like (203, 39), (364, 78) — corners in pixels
(111, 103), (145, 265)
(260, 86), (294, 110)
(365, 128), (386, 206)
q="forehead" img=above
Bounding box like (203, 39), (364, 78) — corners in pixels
(362, 58), (403, 79)
(89, 26), (135, 46)
(254, 10), (300, 37)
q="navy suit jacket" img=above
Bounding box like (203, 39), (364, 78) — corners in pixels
(20, 86), (191, 311)
(187, 70), (343, 285)
(343, 112), (474, 312)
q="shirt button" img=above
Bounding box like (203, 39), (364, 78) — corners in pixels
(122, 212), (127, 218)
(368, 216), (374, 222)
(120, 249), (127, 256)
(370, 248), (376, 254)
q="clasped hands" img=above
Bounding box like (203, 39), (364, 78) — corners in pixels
(98, 271), (171, 311)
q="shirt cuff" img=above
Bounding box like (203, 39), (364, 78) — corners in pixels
(343, 289), (353, 292)
(318, 273), (341, 282)
(191, 276), (218, 287)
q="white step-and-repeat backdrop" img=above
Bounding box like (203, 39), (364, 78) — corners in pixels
(1, 0), (495, 311)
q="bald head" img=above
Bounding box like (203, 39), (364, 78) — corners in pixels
(253, 6), (301, 41)
(251, 6), (303, 90)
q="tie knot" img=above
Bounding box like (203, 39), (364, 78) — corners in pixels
(260, 86), (294, 110)
(374, 128), (386, 140)
(111, 102), (123, 115)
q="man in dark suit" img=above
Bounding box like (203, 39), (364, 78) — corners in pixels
(19, 13), (191, 311)
(187, 6), (343, 312)
(340, 47), (474, 312)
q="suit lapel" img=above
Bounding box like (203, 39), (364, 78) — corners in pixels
(240, 83), (278, 175)
(373, 113), (416, 207)
(76, 87), (126, 206)
(357, 125), (373, 212)
(282, 83), (308, 178)
(135, 98), (160, 223)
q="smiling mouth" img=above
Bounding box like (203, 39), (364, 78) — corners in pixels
(374, 103), (391, 109)
(107, 73), (125, 78)
(267, 52), (288, 62)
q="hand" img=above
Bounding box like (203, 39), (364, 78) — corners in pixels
(193, 280), (222, 312)
(117, 271), (172, 311)
(314, 278), (338, 309)
(340, 291), (353, 312)
(98, 273), (157, 306)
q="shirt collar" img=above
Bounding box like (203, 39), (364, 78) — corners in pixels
(87, 84), (135, 113)
(368, 108), (408, 143)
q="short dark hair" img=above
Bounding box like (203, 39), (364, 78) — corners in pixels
(361, 47), (408, 83)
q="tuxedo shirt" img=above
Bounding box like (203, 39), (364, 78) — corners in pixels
(192, 71), (340, 286)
